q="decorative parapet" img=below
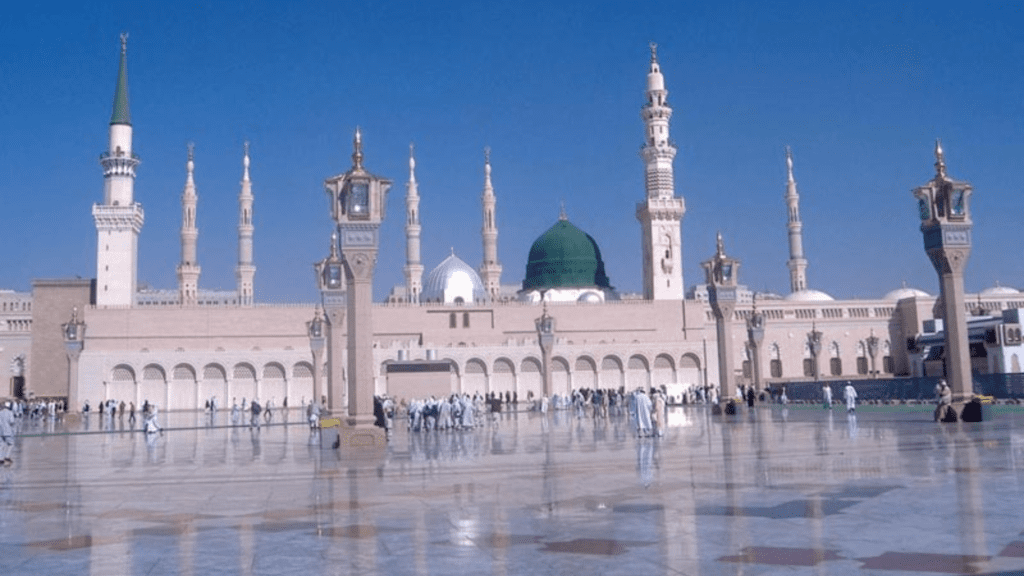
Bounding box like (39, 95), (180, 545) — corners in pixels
(92, 203), (144, 233)
(100, 151), (141, 178)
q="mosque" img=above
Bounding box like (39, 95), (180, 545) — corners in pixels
(3, 38), (1024, 411)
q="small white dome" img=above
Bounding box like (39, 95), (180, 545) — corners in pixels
(980, 283), (1020, 296)
(577, 291), (603, 303)
(422, 253), (486, 304)
(883, 286), (932, 300)
(784, 289), (835, 302)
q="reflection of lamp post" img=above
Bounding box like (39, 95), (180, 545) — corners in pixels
(61, 306), (86, 412)
(535, 303), (555, 398)
(808, 323), (822, 382)
(914, 140), (973, 403)
(702, 232), (740, 411)
(307, 306), (326, 407)
(746, 295), (765, 392)
(866, 329), (880, 377)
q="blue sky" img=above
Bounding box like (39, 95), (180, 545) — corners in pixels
(2, 1), (1023, 302)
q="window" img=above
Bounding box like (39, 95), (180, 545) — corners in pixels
(449, 313), (456, 328)
(463, 312), (470, 328)
(803, 358), (815, 377)
(883, 356), (894, 374)
(742, 360), (752, 378)
(830, 357), (842, 376)
(856, 357), (868, 375)
(770, 359), (782, 378)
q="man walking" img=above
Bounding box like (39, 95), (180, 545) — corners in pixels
(0, 399), (17, 466)
(843, 382), (857, 413)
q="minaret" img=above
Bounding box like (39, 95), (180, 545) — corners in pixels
(636, 42), (686, 300)
(785, 146), (808, 293)
(480, 147), (502, 300)
(236, 142), (255, 307)
(403, 143), (424, 304)
(94, 33), (144, 307)
(177, 143), (201, 305)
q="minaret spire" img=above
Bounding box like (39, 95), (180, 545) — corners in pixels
(637, 43), (685, 300)
(480, 146), (502, 301)
(177, 143), (201, 305)
(236, 141), (256, 307)
(403, 143), (424, 304)
(784, 146), (808, 293)
(95, 33), (144, 307)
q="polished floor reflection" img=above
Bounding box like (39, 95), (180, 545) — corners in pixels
(2, 405), (1024, 575)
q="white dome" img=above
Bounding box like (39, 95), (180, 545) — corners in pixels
(784, 289), (835, 302)
(980, 283), (1020, 296)
(883, 286), (932, 300)
(422, 253), (486, 304)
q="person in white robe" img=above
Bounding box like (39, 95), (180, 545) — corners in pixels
(634, 389), (653, 437)
(651, 389), (667, 437)
(823, 384), (833, 409)
(0, 400), (17, 466)
(144, 405), (162, 435)
(843, 383), (857, 413)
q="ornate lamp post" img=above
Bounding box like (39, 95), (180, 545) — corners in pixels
(807, 323), (822, 382)
(61, 307), (86, 412)
(702, 232), (740, 411)
(306, 306), (326, 407)
(314, 232), (346, 410)
(746, 296), (765, 393)
(535, 303), (556, 398)
(866, 329), (880, 377)
(322, 129), (392, 445)
(914, 140), (973, 403)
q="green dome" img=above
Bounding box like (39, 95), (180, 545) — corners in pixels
(523, 219), (611, 291)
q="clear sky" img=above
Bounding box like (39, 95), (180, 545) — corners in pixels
(2, 1), (1023, 303)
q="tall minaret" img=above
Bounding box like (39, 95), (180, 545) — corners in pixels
(784, 146), (808, 293)
(403, 143), (424, 304)
(177, 143), (201, 305)
(479, 147), (502, 300)
(236, 142), (255, 307)
(94, 33), (145, 307)
(636, 42), (685, 300)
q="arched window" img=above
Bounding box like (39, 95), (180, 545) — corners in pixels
(856, 341), (868, 375)
(830, 341), (842, 376)
(770, 343), (782, 378)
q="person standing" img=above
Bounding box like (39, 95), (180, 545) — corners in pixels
(822, 384), (833, 409)
(843, 382), (857, 413)
(128, 401), (136, 426)
(651, 389), (666, 437)
(0, 399), (17, 466)
(934, 379), (953, 422)
(634, 388), (653, 437)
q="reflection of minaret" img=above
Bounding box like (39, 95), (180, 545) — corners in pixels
(404, 144), (424, 304)
(480, 147), (502, 300)
(785, 146), (809, 293)
(94, 33), (144, 307)
(236, 142), (255, 307)
(177, 143), (200, 306)
(636, 42), (685, 300)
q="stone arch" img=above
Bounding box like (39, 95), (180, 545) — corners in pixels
(262, 362), (287, 406)
(626, 354), (649, 389)
(573, 356), (597, 390)
(232, 362), (258, 405)
(551, 356), (570, 397)
(492, 357), (516, 396)
(200, 363), (227, 408)
(600, 355), (624, 390)
(679, 353), (701, 388)
(652, 354), (675, 388)
(108, 364), (136, 404)
(291, 362), (314, 405)
(520, 357), (542, 398)
(464, 358), (488, 394)
(169, 363), (197, 410)
(141, 363), (167, 411)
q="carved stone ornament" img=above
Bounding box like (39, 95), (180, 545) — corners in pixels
(345, 251), (374, 280)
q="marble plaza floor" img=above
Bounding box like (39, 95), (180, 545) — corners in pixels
(2, 404), (1024, 576)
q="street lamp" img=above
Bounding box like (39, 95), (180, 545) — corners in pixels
(702, 232), (741, 413)
(61, 307), (86, 412)
(913, 139), (973, 404)
(535, 303), (556, 399)
(306, 306), (326, 408)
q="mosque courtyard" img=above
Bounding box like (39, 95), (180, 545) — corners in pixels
(1, 404), (1024, 576)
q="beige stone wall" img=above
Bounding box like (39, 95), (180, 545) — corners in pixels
(29, 279), (93, 399)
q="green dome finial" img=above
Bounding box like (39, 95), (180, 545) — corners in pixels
(110, 33), (131, 126)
